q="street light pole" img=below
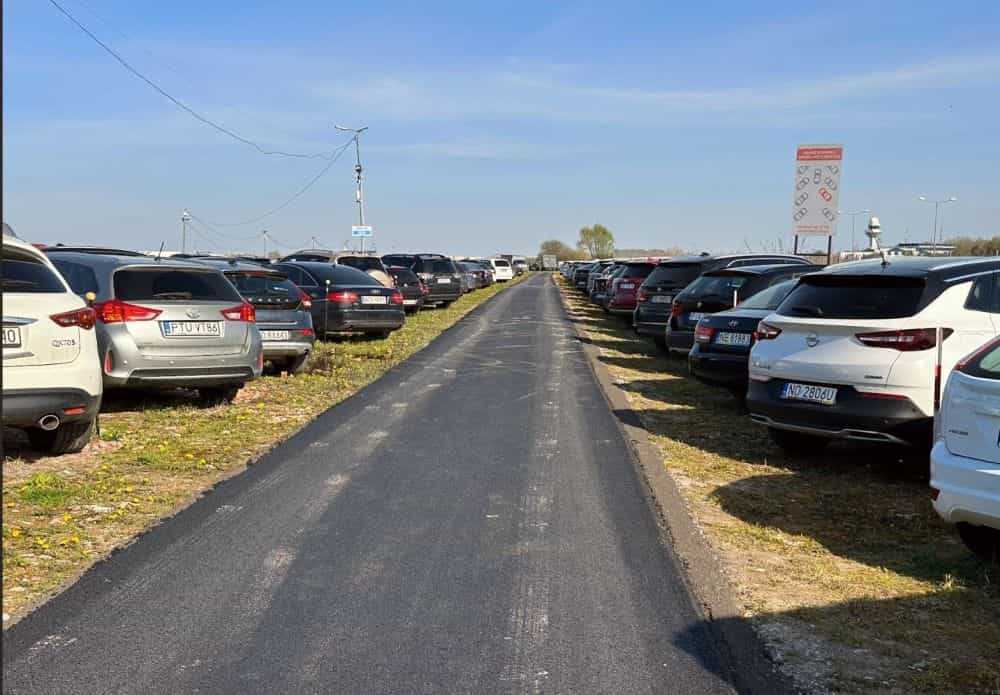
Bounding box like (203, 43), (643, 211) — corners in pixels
(181, 209), (192, 254)
(917, 196), (957, 253)
(335, 125), (369, 254)
(838, 209), (871, 254)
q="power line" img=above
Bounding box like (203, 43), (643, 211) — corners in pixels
(48, 0), (342, 161)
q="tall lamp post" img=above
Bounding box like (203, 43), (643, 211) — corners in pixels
(181, 209), (192, 254)
(917, 196), (957, 253)
(838, 209), (871, 254)
(335, 125), (369, 253)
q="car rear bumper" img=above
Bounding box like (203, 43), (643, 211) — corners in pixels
(2, 388), (102, 427)
(124, 366), (256, 388)
(325, 309), (405, 332)
(425, 286), (462, 302)
(667, 329), (695, 353)
(609, 306), (635, 315)
(747, 379), (932, 446)
(931, 441), (1000, 529)
(688, 349), (748, 389)
(261, 339), (313, 358)
(635, 320), (667, 337)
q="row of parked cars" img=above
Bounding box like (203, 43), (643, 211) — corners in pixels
(2, 226), (513, 455)
(563, 252), (1000, 562)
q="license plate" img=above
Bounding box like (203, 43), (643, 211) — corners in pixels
(651, 294), (673, 304)
(716, 331), (752, 346)
(620, 283), (635, 289)
(360, 295), (388, 305)
(688, 312), (705, 322)
(437, 278), (451, 284)
(161, 321), (221, 338)
(781, 382), (838, 405)
(2, 326), (22, 348)
(403, 299), (418, 305)
(260, 330), (290, 341)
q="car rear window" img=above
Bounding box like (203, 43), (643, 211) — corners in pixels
(113, 267), (242, 302)
(737, 279), (798, 310)
(226, 272), (299, 300)
(51, 260), (101, 295)
(389, 268), (419, 284)
(494, 260), (510, 268)
(680, 273), (749, 299)
(320, 265), (381, 286)
(282, 254), (331, 262)
(962, 341), (1000, 380)
(2, 250), (66, 293)
(777, 276), (926, 319)
(623, 263), (654, 278)
(338, 257), (383, 272)
(382, 255), (415, 267)
(420, 259), (458, 274)
(643, 263), (704, 288)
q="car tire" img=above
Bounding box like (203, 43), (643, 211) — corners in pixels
(957, 523), (1000, 564)
(27, 419), (95, 455)
(768, 427), (828, 457)
(284, 353), (310, 375)
(198, 386), (240, 407)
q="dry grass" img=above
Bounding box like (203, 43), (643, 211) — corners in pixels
(2, 276), (529, 625)
(559, 278), (1000, 695)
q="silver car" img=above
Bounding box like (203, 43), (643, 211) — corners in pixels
(47, 248), (263, 405)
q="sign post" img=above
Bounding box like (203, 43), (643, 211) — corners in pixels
(351, 225), (373, 254)
(792, 144), (843, 264)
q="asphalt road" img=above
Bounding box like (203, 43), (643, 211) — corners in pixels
(3, 274), (739, 694)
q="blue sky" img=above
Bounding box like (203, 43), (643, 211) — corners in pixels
(4, 1), (1000, 256)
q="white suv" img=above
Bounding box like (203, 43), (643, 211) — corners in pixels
(489, 258), (514, 282)
(2, 232), (103, 454)
(931, 336), (1000, 562)
(747, 257), (999, 453)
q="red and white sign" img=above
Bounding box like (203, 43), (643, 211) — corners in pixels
(792, 144), (843, 237)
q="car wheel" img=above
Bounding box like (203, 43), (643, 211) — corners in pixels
(27, 419), (95, 455)
(440, 301), (453, 308)
(284, 353), (310, 375)
(198, 386), (240, 407)
(768, 427), (828, 457)
(373, 329), (393, 339)
(957, 523), (1000, 564)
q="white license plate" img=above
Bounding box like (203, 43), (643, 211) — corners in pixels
(651, 294), (673, 304)
(620, 283), (635, 289)
(260, 330), (290, 341)
(403, 299), (418, 305)
(716, 331), (752, 346)
(161, 321), (221, 337)
(2, 326), (22, 348)
(360, 295), (388, 305)
(436, 278), (451, 284)
(781, 382), (838, 405)
(688, 312), (705, 322)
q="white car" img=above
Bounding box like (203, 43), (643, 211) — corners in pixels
(747, 257), (999, 453)
(931, 336), (1000, 562)
(489, 258), (514, 282)
(2, 231), (103, 454)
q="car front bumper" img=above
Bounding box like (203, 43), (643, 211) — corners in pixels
(2, 388), (102, 427)
(931, 441), (1000, 529)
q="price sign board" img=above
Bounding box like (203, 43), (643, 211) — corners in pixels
(792, 145), (843, 237)
(351, 225), (373, 238)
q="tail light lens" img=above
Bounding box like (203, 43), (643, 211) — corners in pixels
(50, 307), (97, 330)
(298, 289), (313, 309)
(855, 328), (952, 351)
(694, 323), (716, 344)
(637, 289), (649, 302)
(222, 303), (256, 322)
(754, 321), (782, 341)
(299, 327), (315, 337)
(327, 291), (359, 304)
(94, 299), (162, 323)
(671, 300), (683, 318)
(419, 283), (430, 296)
(391, 291), (404, 305)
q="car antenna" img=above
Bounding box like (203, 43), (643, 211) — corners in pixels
(156, 242), (165, 262)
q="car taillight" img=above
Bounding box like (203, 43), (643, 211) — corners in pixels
(327, 291), (359, 304)
(671, 300), (683, 318)
(637, 289), (649, 302)
(94, 299), (162, 323)
(50, 307), (97, 330)
(419, 283), (430, 296)
(754, 321), (781, 341)
(221, 303), (256, 322)
(855, 328), (952, 351)
(391, 291), (404, 305)
(694, 323), (716, 343)
(299, 327), (315, 337)
(298, 289), (313, 309)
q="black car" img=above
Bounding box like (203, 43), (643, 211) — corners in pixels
(387, 266), (427, 313)
(411, 254), (463, 306)
(572, 262), (598, 290)
(634, 254), (811, 348)
(666, 263), (821, 353)
(273, 262), (404, 338)
(687, 279), (800, 397)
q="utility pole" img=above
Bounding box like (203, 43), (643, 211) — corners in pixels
(918, 196), (957, 254)
(838, 209), (871, 255)
(181, 209), (192, 254)
(262, 230), (269, 259)
(335, 125), (369, 254)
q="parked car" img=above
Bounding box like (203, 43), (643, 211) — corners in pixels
(458, 261), (490, 289)
(572, 261), (597, 289)
(634, 254), (811, 348)
(467, 259), (495, 286)
(193, 259), (315, 374)
(512, 257), (528, 275)
(607, 261), (657, 317)
(414, 255), (464, 305)
(273, 261), (405, 337)
(386, 266), (427, 313)
(587, 261), (616, 298)
(931, 336), (1000, 563)
(456, 262), (477, 293)
(589, 262), (625, 305)
(747, 257), (1000, 454)
(3, 233), (103, 453)
(279, 250), (394, 287)
(47, 247), (263, 405)
(666, 264), (821, 353)
(489, 258), (514, 282)
(688, 279), (800, 398)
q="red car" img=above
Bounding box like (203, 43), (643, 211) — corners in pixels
(607, 261), (657, 316)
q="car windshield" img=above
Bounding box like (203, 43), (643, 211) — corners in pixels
(777, 276), (926, 319)
(680, 274), (749, 300)
(2, 250), (66, 293)
(227, 272), (299, 300)
(338, 257), (383, 272)
(737, 279), (798, 310)
(643, 263), (703, 288)
(494, 260), (510, 267)
(114, 267), (243, 302)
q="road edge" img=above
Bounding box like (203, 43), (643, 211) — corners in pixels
(554, 275), (797, 695)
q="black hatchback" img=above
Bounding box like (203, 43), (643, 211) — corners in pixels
(273, 262), (404, 338)
(666, 263), (821, 353)
(386, 266), (427, 313)
(634, 254), (811, 348)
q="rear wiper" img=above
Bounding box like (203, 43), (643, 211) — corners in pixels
(788, 305), (824, 317)
(152, 292), (193, 300)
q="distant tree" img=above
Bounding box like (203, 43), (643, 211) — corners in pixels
(577, 224), (615, 258)
(538, 239), (585, 261)
(948, 236), (1000, 256)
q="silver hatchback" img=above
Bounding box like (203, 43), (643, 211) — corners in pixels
(48, 248), (263, 405)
